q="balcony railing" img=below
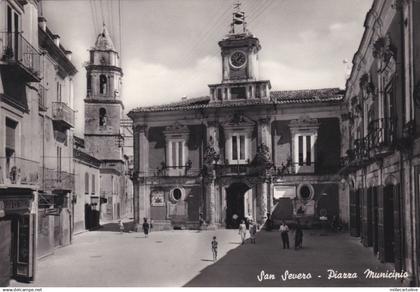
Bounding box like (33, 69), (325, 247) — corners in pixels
(0, 156), (39, 187)
(52, 102), (75, 129)
(275, 162), (316, 175)
(155, 161), (199, 177)
(38, 85), (48, 111)
(0, 32), (41, 82)
(367, 118), (396, 152)
(215, 164), (253, 176)
(40, 168), (74, 192)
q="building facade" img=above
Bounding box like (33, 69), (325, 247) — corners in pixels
(129, 11), (344, 231)
(83, 25), (132, 221)
(73, 136), (101, 233)
(0, 0), (76, 285)
(340, 0), (420, 285)
(36, 15), (77, 259)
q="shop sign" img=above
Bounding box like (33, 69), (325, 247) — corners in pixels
(3, 199), (30, 211)
(273, 185), (296, 199)
(151, 191), (165, 207)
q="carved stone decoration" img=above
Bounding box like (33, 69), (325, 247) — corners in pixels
(372, 35), (396, 65)
(203, 144), (220, 166)
(254, 143), (271, 166)
(163, 121), (188, 135)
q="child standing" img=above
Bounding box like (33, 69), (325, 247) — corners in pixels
(211, 236), (218, 261)
(119, 220), (124, 233)
(142, 218), (150, 238)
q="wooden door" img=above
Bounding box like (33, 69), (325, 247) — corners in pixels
(15, 214), (35, 282)
(0, 220), (12, 286)
(350, 190), (361, 237)
(383, 185), (395, 263)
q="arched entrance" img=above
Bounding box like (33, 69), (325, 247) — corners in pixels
(225, 183), (250, 229)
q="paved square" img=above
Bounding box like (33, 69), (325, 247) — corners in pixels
(10, 226), (403, 287)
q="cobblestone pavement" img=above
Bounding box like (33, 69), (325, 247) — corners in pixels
(10, 225), (403, 287)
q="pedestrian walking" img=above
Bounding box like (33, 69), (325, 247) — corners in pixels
(249, 220), (257, 244)
(198, 212), (204, 231)
(211, 236), (218, 261)
(238, 220), (247, 244)
(142, 217), (150, 238)
(294, 221), (303, 249)
(119, 220), (124, 233)
(279, 221), (289, 249)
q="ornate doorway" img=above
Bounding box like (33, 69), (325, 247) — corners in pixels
(225, 183), (249, 229)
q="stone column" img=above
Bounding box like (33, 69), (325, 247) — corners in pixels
(204, 121), (219, 228)
(133, 124), (148, 231)
(257, 182), (268, 224)
(205, 174), (216, 228)
(258, 118), (272, 153)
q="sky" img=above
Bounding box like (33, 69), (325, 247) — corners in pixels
(41, 0), (374, 136)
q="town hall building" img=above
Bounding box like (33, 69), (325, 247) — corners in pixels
(128, 9), (345, 230)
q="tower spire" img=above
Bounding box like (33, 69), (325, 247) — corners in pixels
(230, 1), (247, 35)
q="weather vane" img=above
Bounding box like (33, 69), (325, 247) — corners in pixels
(230, 1), (247, 34)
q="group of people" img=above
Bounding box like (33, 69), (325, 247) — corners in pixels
(118, 217), (152, 238)
(238, 219), (258, 244)
(279, 220), (303, 250)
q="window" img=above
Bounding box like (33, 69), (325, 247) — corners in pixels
(297, 135), (311, 166)
(56, 82), (62, 102)
(227, 132), (249, 164)
(297, 183), (314, 201)
(230, 87), (246, 100)
(168, 140), (185, 167)
(169, 187), (184, 203)
(92, 174), (95, 194)
(99, 74), (107, 95)
(85, 172), (89, 194)
(217, 88), (222, 100)
(5, 118), (17, 156)
(99, 108), (107, 126)
(290, 118), (318, 174)
(164, 123), (189, 176)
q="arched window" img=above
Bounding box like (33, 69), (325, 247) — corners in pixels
(99, 108), (107, 126)
(99, 74), (107, 94)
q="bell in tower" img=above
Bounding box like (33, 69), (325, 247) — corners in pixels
(86, 24), (123, 100)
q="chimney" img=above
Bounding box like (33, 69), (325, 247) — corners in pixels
(38, 17), (47, 31)
(53, 35), (60, 47)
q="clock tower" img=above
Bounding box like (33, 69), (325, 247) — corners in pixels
(209, 4), (271, 101)
(84, 24), (125, 220)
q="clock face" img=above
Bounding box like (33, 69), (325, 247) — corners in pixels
(229, 51), (247, 68)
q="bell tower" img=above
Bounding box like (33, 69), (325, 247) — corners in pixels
(84, 24), (124, 162)
(208, 3), (271, 102)
(84, 24), (125, 220)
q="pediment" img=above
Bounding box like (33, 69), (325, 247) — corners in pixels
(223, 111), (255, 130)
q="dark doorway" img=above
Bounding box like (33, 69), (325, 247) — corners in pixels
(366, 187), (373, 246)
(226, 183), (249, 229)
(350, 189), (361, 237)
(383, 185), (395, 263)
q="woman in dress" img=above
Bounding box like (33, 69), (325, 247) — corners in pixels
(238, 220), (247, 244)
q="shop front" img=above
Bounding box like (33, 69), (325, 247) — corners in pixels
(0, 188), (36, 286)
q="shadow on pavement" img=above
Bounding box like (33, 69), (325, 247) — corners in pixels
(184, 230), (403, 287)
